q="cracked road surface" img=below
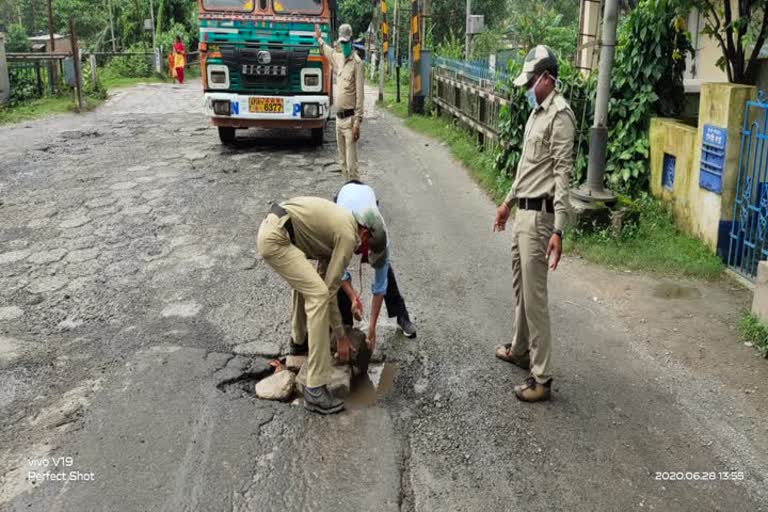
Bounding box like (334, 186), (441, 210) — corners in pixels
(1, 81), (767, 511)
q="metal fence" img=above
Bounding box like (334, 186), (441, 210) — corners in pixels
(431, 57), (511, 146)
(432, 56), (511, 90)
(7, 54), (70, 101)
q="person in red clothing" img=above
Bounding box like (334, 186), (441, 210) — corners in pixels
(173, 36), (186, 84)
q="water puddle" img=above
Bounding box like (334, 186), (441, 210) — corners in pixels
(652, 282), (702, 300)
(346, 363), (397, 409)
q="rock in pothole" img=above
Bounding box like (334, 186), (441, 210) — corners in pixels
(295, 363), (352, 398)
(255, 370), (295, 401)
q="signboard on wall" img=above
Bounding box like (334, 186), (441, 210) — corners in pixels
(699, 124), (727, 194)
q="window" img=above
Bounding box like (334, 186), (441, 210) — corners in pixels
(202, 0), (255, 12)
(272, 0), (322, 15)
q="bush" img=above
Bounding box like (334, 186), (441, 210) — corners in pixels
(100, 43), (154, 79)
(5, 24), (31, 52)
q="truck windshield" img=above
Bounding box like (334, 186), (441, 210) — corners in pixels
(202, 0), (255, 12)
(273, 0), (322, 15)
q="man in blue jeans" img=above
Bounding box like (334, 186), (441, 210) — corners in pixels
(335, 181), (416, 352)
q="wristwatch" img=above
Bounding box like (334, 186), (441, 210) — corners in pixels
(553, 229), (563, 239)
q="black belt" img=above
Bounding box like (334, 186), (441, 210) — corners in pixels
(518, 197), (554, 213)
(269, 203), (295, 242)
(336, 109), (355, 119)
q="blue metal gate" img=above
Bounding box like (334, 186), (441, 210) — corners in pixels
(727, 92), (768, 280)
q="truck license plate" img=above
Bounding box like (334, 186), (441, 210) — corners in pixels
(249, 97), (283, 113)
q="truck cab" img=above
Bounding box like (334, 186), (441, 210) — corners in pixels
(198, 0), (336, 145)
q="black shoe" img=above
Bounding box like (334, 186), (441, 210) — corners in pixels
(397, 314), (417, 338)
(303, 385), (344, 414)
(289, 336), (308, 356)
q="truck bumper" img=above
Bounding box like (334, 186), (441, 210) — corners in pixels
(204, 92), (329, 129)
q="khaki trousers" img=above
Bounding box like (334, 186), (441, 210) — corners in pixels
(256, 213), (333, 388)
(509, 209), (554, 383)
(336, 116), (359, 181)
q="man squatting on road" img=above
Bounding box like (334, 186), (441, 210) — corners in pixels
(493, 45), (576, 403)
(256, 197), (387, 414)
(315, 23), (364, 181)
(334, 181), (417, 352)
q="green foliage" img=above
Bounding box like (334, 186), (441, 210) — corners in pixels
(691, 0), (768, 84)
(565, 196), (724, 279)
(100, 43), (154, 79)
(6, 23), (31, 52)
(738, 314), (768, 358)
(508, 4), (578, 61)
(470, 28), (504, 60)
(604, 0), (691, 194)
(338, 0), (373, 39)
(495, 0), (692, 197)
(434, 30), (464, 59)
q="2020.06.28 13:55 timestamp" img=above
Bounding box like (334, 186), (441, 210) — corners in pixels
(655, 471), (745, 481)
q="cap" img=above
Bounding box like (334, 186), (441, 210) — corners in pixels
(338, 24), (353, 43)
(512, 45), (558, 87)
(353, 207), (388, 269)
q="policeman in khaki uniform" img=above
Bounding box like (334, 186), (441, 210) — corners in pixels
(257, 197), (387, 414)
(314, 23), (365, 181)
(493, 45), (576, 402)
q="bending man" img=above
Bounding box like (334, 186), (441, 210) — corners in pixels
(257, 197), (386, 414)
(334, 181), (416, 353)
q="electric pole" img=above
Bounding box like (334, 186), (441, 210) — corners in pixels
(107, 0), (116, 51)
(47, 0), (57, 91)
(379, 0), (387, 102)
(464, 0), (471, 60)
(394, 0), (400, 102)
(572, 0), (618, 204)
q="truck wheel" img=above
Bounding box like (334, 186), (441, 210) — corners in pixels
(310, 126), (325, 146)
(218, 127), (236, 145)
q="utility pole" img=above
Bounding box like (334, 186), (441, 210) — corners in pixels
(572, 0), (618, 204)
(69, 16), (83, 111)
(47, 0), (57, 91)
(107, 0), (116, 51)
(378, 0), (387, 102)
(464, 0), (471, 60)
(394, 0), (400, 102)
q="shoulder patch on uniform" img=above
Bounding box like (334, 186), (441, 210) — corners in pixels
(553, 94), (570, 112)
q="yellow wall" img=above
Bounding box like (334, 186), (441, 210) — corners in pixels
(650, 83), (756, 251)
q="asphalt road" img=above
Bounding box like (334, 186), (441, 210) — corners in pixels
(0, 81), (767, 511)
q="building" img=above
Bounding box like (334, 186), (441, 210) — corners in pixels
(27, 34), (72, 54)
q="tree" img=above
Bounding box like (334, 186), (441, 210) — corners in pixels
(5, 23), (32, 51)
(692, 0), (768, 84)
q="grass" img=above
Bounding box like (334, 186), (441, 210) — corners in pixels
(374, 76), (724, 280)
(738, 313), (768, 358)
(564, 197), (725, 280)
(0, 95), (103, 124)
(100, 74), (167, 90)
(0, 70), (181, 125)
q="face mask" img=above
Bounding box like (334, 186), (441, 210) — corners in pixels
(526, 74), (545, 109)
(341, 42), (352, 58)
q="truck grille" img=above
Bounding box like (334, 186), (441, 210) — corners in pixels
(221, 47), (309, 92)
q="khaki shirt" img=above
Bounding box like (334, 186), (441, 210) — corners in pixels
(504, 91), (576, 231)
(318, 39), (364, 126)
(280, 197), (359, 338)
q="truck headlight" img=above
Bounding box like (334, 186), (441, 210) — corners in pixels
(207, 64), (229, 90)
(300, 68), (322, 92)
(212, 100), (231, 116)
(302, 103), (320, 118)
